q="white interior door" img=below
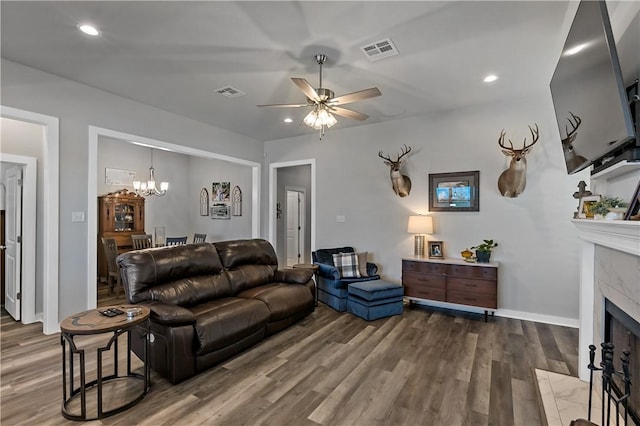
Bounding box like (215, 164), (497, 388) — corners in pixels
(285, 190), (300, 267)
(285, 189), (306, 266)
(5, 165), (22, 320)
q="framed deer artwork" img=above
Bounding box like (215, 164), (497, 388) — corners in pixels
(429, 171), (480, 212)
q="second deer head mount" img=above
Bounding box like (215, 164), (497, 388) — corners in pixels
(379, 144), (413, 197)
(497, 124), (539, 198)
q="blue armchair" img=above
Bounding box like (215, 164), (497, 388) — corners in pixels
(312, 247), (380, 312)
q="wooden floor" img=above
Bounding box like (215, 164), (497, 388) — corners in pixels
(1, 293), (578, 426)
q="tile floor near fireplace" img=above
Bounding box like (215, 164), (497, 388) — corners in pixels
(536, 369), (626, 426)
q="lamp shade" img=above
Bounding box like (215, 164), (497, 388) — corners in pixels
(407, 215), (433, 234)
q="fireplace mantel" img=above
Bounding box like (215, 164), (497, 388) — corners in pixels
(573, 218), (640, 381)
(572, 219), (640, 256)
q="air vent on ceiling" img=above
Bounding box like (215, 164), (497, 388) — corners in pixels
(360, 38), (399, 61)
(214, 86), (247, 98)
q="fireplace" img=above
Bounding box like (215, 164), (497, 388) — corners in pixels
(605, 299), (640, 425)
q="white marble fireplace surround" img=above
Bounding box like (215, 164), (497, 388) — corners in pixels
(574, 219), (640, 382)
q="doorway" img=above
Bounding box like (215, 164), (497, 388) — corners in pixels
(269, 160), (315, 267)
(0, 156), (37, 324)
(0, 106), (60, 335)
(285, 188), (306, 266)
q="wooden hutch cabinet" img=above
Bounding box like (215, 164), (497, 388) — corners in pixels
(402, 257), (498, 321)
(97, 189), (145, 280)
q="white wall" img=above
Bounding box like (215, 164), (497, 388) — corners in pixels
(1, 59), (264, 321)
(265, 90), (591, 323)
(0, 117), (44, 313)
(189, 156), (253, 241)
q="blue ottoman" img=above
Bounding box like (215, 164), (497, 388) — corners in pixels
(347, 280), (404, 321)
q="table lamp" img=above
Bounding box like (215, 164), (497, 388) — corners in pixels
(407, 215), (433, 257)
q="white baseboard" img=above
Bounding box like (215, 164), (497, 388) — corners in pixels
(407, 298), (579, 328)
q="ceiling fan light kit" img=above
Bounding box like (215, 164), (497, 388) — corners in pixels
(257, 53), (381, 139)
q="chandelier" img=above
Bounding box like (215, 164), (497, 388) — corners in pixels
(133, 149), (168, 197)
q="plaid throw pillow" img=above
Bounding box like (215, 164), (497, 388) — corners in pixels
(332, 252), (361, 278)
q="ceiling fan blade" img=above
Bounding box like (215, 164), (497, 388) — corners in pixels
(328, 87), (381, 105)
(329, 106), (369, 121)
(291, 78), (321, 102)
(257, 103), (311, 108)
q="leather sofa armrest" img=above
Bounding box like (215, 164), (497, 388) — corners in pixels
(274, 268), (313, 284)
(137, 301), (196, 326)
(315, 263), (341, 280)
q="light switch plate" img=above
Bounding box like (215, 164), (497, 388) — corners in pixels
(71, 211), (85, 223)
(336, 215), (346, 223)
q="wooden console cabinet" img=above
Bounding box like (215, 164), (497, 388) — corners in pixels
(98, 189), (145, 281)
(402, 257), (498, 321)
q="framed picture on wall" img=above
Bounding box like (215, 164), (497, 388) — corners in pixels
(429, 171), (479, 212)
(210, 204), (230, 219)
(212, 182), (230, 202)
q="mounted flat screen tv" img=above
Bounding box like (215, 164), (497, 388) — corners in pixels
(550, 0), (638, 175)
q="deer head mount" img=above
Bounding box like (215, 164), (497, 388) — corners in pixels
(561, 112), (588, 171)
(497, 124), (539, 198)
(379, 144), (413, 197)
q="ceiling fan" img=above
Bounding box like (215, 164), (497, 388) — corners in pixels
(257, 54), (381, 137)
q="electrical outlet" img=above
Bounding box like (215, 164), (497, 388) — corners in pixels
(336, 215), (346, 223)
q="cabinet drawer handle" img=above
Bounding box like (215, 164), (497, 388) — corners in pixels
(464, 283), (478, 288)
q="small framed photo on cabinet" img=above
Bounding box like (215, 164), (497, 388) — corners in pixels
(428, 241), (444, 258)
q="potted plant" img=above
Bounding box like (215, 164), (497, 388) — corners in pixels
(470, 239), (498, 263)
(592, 197), (628, 220)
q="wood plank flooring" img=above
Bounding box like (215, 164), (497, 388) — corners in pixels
(1, 296), (578, 426)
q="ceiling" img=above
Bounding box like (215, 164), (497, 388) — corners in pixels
(1, 1), (638, 142)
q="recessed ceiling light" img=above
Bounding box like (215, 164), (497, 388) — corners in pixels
(77, 24), (99, 36)
(483, 75), (498, 83)
(283, 118), (293, 123)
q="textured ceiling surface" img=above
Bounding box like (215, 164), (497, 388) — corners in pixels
(1, 1), (638, 142)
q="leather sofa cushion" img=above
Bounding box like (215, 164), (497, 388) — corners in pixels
(237, 283), (314, 321)
(117, 243), (231, 305)
(191, 297), (270, 355)
(215, 239), (278, 294)
(138, 300), (196, 325)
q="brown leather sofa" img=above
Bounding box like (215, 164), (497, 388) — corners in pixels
(117, 239), (315, 384)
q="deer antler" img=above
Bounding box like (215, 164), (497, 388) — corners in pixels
(379, 145), (413, 163)
(523, 124), (539, 151)
(498, 125), (539, 151)
(498, 130), (514, 150)
(378, 150), (393, 162)
(563, 112), (582, 140)
(397, 144), (412, 161)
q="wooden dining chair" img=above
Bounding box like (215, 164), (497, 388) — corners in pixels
(101, 237), (122, 296)
(193, 233), (207, 243)
(131, 234), (153, 249)
(166, 236), (188, 246)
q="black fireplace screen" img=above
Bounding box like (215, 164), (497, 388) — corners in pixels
(605, 299), (640, 425)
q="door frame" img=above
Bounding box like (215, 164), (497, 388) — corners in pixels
(268, 159), (316, 258)
(87, 126), (261, 310)
(0, 106), (59, 334)
(284, 187), (306, 265)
